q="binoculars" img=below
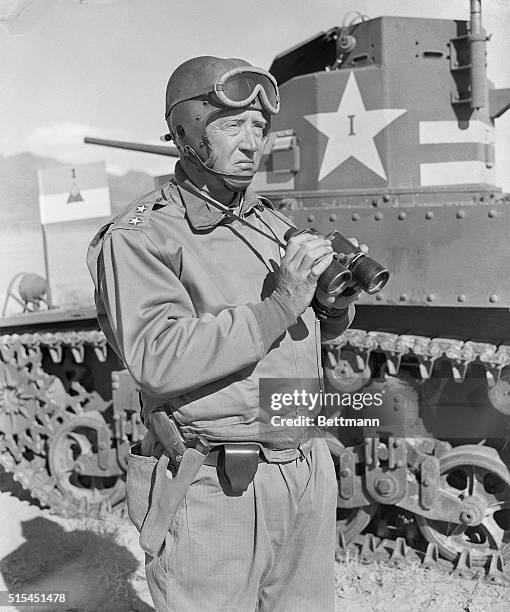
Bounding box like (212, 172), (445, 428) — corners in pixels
(284, 228), (390, 297)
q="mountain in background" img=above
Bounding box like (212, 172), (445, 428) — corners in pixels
(0, 152), (156, 223)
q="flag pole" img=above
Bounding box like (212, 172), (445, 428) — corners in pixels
(41, 223), (54, 309)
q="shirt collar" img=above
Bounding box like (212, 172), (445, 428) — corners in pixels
(161, 162), (269, 231)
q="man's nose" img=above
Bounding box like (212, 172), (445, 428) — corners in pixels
(239, 125), (259, 152)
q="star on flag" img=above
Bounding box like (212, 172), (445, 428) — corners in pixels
(304, 71), (407, 182)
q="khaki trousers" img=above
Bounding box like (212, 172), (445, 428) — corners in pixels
(128, 437), (337, 612)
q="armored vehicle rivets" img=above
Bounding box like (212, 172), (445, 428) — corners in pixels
(374, 212), (383, 221)
(488, 209), (497, 218)
(456, 210), (465, 219)
(329, 214), (337, 222)
(489, 294), (498, 303)
(398, 212), (406, 220)
(425, 211), (434, 219)
(399, 294), (407, 301)
(307, 214), (315, 222)
(457, 294), (466, 302)
(426, 294), (436, 302)
(352, 213), (360, 221)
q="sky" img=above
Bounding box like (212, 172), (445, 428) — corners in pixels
(1, 0), (510, 186)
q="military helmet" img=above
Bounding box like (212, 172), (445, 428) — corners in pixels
(164, 56), (280, 190)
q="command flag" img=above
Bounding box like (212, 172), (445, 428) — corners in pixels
(38, 161), (111, 224)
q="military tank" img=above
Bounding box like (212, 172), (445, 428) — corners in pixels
(2, 0), (510, 571)
(256, 2), (510, 569)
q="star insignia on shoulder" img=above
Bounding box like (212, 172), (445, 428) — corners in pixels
(136, 204), (147, 214)
(129, 216), (142, 226)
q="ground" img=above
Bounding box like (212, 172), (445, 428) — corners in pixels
(0, 468), (151, 612)
(334, 552), (510, 612)
(1, 468), (509, 612)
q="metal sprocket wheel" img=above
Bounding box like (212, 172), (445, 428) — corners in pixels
(47, 412), (125, 513)
(324, 349), (371, 393)
(416, 445), (510, 565)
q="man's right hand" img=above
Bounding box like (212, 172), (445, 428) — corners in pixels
(273, 232), (334, 317)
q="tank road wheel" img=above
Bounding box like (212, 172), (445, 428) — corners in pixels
(337, 504), (379, 545)
(47, 413), (125, 513)
(416, 445), (510, 565)
(324, 349), (371, 393)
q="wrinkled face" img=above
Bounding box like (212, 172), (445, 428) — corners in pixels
(205, 108), (268, 177)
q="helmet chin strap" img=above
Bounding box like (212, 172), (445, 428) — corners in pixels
(184, 145), (254, 192)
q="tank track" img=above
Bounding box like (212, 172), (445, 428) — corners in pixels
(336, 533), (509, 584)
(324, 328), (510, 384)
(0, 452), (120, 518)
(0, 330), (126, 517)
(324, 328), (510, 576)
(2, 327), (510, 572)
(0, 329), (109, 364)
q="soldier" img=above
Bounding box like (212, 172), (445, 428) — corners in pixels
(87, 56), (361, 611)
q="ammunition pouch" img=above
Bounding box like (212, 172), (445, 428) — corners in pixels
(204, 444), (261, 496)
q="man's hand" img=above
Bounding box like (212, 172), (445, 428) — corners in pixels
(274, 232), (334, 317)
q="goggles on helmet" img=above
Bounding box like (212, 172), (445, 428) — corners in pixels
(213, 66), (280, 114)
(165, 66), (280, 119)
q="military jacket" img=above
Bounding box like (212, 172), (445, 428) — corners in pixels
(87, 166), (352, 456)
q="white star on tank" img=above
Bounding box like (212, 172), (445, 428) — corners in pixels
(304, 71), (406, 182)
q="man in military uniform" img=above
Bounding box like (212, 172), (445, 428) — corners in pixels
(87, 56), (360, 612)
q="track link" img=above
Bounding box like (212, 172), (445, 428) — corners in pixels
(324, 328), (510, 384)
(337, 532), (509, 584)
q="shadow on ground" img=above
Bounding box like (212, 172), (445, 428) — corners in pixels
(0, 516), (153, 612)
